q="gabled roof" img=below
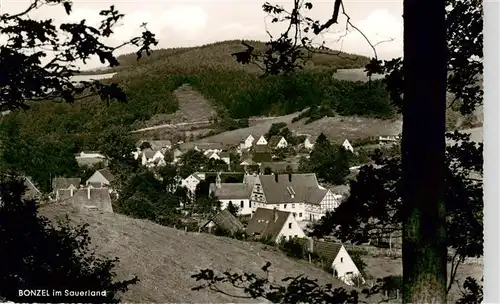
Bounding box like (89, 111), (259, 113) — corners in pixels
(246, 208), (291, 241)
(97, 168), (115, 183)
(268, 136), (285, 147)
(257, 174), (326, 204)
(204, 209), (244, 234)
(259, 162), (299, 174)
(52, 177), (81, 191)
(253, 144), (270, 153)
(310, 240), (343, 265)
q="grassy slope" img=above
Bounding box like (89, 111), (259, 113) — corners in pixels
(40, 201), (359, 303)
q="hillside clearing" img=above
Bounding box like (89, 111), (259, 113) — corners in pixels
(181, 113), (402, 149)
(139, 84), (217, 129)
(40, 202), (357, 303)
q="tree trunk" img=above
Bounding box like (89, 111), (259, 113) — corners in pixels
(402, 0), (447, 302)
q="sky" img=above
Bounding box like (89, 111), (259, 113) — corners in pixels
(1, 0), (403, 69)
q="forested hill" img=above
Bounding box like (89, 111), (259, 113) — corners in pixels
(81, 40), (370, 76)
(76, 40), (393, 120)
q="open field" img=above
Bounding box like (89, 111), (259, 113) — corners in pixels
(40, 202), (363, 303)
(180, 112), (402, 149)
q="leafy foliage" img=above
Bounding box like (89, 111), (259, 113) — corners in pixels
(0, 177), (137, 302)
(192, 262), (360, 304)
(299, 133), (351, 184)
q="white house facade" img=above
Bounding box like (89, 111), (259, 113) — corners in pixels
(342, 139), (354, 152)
(181, 172), (205, 194)
(331, 245), (364, 286)
(276, 211), (306, 241)
(274, 137), (288, 148)
(255, 135), (268, 146)
(304, 137), (314, 150)
(243, 135), (255, 149)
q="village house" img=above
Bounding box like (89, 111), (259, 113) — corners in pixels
(140, 148), (166, 168)
(255, 135), (268, 146)
(86, 168), (116, 192)
(58, 186), (113, 213)
(342, 139), (354, 152)
(249, 173), (342, 225)
(201, 209), (245, 235)
(181, 172), (206, 200)
(208, 173), (256, 215)
(240, 135), (255, 150)
(219, 151), (231, 166)
(74, 151), (107, 167)
(245, 208), (306, 243)
(268, 136), (288, 149)
(172, 148), (184, 163)
(52, 177), (81, 200)
(303, 136), (315, 150)
(300, 239), (364, 286)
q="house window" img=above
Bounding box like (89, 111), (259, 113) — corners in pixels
(293, 212), (296, 217)
(299, 213), (302, 217)
(288, 223), (292, 229)
(240, 201), (244, 208)
(284, 204), (287, 209)
(340, 257), (344, 263)
(249, 201), (252, 208)
(292, 204), (295, 208)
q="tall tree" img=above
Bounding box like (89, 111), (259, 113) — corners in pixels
(401, 0), (448, 301)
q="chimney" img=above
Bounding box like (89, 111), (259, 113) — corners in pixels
(87, 186), (91, 200)
(288, 173), (292, 182)
(274, 173), (278, 183)
(273, 207), (278, 222)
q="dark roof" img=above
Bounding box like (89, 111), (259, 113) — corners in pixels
(310, 240), (343, 265)
(260, 162), (299, 174)
(252, 152), (272, 163)
(253, 145), (270, 153)
(210, 183), (252, 200)
(257, 174), (326, 204)
(246, 208), (291, 242)
(52, 177), (81, 191)
(97, 168), (115, 183)
(205, 209), (244, 234)
(268, 136), (285, 147)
